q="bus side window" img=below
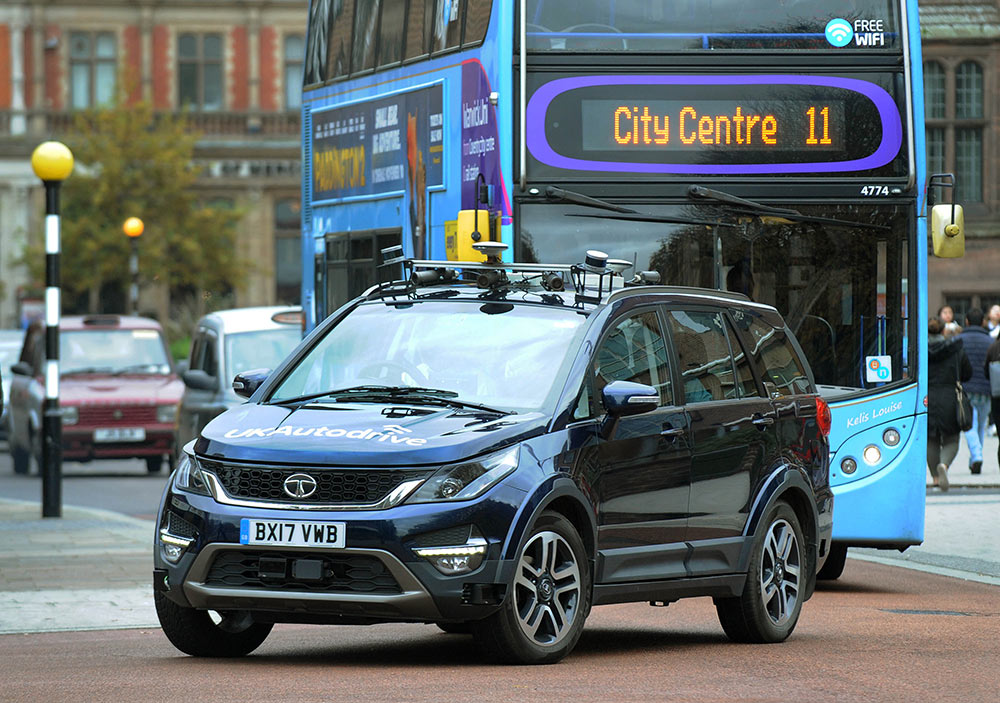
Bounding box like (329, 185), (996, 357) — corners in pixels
(432, 0), (462, 52)
(464, 0), (492, 46)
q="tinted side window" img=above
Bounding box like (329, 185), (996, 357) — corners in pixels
(464, 0), (492, 45)
(377, 0), (405, 66)
(726, 318), (760, 398)
(594, 310), (672, 407)
(746, 317), (811, 396)
(666, 310), (736, 403)
(352, 0), (381, 72)
(431, 0), (462, 52)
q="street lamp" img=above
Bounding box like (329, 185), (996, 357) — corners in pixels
(123, 217), (144, 316)
(31, 141), (74, 519)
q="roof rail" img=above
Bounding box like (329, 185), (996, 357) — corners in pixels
(606, 285), (751, 304)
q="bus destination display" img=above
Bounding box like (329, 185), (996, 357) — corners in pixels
(582, 100), (844, 153)
(526, 74), (905, 177)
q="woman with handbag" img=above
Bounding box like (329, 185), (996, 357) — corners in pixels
(928, 317), (973, 491)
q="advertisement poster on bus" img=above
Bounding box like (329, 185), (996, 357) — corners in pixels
(311, 85), (443, 203)
(461, 60), (507, 220)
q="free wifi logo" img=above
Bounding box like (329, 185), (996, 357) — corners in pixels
(825, 18), (854, 47)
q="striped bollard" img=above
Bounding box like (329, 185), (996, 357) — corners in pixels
(30, 142), (73, 518)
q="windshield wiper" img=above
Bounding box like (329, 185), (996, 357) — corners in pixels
(687, 185), (890, 231)
(113, 364), (165, 376)
(273, 385), (514, 415)
(545, 186), (637, 214)
(567, 212), (737, 228)
(62, 366), (115, 376)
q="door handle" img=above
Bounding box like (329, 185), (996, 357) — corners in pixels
(752, 415), (775, 427)
(660, 427), (686, 437)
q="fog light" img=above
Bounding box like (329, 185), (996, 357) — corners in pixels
(883, 428), (901, 446)
(863, 445), (882, 466)
(841, 457), (857, 475)
(161, 543), (184, 563)
(414, 538), (487, 575)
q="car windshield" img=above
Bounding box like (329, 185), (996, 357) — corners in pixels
(226, 328), (302, 383)
(61, 329), (171, 375)
(270, 301), (588, 412)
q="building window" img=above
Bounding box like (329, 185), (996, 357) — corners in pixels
(70, 32), (116, 109)
(923, 59), (985, 202)
(923, 61), (945, 119)
(178, 33), (224, 111)
(275, 198), (302, 304)
(284, 35), (305, 109)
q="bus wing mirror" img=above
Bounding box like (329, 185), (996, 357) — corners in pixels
(931, 203), (965, 258)
(928, 172), (964, 258)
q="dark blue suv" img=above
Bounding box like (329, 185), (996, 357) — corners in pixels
(154, 249), (832, 664)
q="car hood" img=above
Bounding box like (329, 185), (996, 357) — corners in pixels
(196, 402), (550, 466)
(60, 375), (184, 405)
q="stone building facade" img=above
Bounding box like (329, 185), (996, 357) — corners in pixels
(0, 0), (306, 328)
(922, 0), (1000, 321)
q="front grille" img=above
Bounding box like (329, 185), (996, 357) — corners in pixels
(204, 550), (402, 594)
(77, 405), (157, 425)
(200, 459), (430, 505)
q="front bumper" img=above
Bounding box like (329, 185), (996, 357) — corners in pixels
(154, 482), (524, 624)
(63, 425), (175, 460)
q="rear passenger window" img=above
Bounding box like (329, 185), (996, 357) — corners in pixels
(726, 318), (760, 398)
(594, 311), (673, 407)
(746, 317), (811, 397)
(666, 310), (736, 403)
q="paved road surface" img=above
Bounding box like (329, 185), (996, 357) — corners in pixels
(1, 561), (997, 703)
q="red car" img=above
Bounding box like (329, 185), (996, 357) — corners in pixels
(7, 315), (183, 474)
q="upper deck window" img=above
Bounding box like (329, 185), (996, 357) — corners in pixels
(525, 0), (900, 52)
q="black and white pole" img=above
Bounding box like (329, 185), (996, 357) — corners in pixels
(31, 142), (73, 519)
(123, 217), (144, 314)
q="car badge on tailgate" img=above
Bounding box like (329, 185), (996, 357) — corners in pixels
(283, 473), (318, 499)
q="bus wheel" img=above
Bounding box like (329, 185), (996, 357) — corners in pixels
(817, 543), (848, 580)
(715, 501), (804, 644)
(471, 512), (590, 664)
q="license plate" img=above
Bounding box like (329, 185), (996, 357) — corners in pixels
(239, 519), (346, 549)
(93, 427), (146, 443)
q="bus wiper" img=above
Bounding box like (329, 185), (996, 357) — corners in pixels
(545, 186), (637, 214)
(567, 212), (737, 228)
(687, 185), (890, 231)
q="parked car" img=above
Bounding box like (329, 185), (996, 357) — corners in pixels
(154, 250), (832, 664)
(8, 315), (183, 474)
(0, 328), (25, 440)
(176, 306), (303, 451)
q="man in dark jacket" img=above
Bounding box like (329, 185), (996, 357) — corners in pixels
(957, 308), (993, 473)
(928, 318), (973, 491)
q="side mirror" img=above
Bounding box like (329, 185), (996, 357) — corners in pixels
(931, 203), (965, 258)
(11, 361), (33, 377)
(182, 368), (218, 391)
(232, 368), (271, 399)
(928, 172), (965, 259)
(601, 380), (659, 417)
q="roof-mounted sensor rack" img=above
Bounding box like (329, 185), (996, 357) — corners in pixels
(373, 243), (663, 305)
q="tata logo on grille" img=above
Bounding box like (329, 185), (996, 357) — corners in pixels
(283, 473), (318, 499)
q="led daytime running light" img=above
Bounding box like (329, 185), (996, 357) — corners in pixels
(414, 539), (487, 558)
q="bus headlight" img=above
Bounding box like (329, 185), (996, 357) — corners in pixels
(883, 428), (901, 446)
(841, 457), (858, 475)
(862, 445), (882, 466)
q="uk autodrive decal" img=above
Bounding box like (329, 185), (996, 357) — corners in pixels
(223, 423), (428, 446)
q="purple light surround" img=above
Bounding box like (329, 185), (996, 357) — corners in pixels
(525, 75), (903, 175)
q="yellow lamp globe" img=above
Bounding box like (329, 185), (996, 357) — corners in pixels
(123, 217), (144, 238)
(31, 141), (74, 182)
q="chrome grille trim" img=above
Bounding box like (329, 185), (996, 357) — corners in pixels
(201, 471), (426, 511)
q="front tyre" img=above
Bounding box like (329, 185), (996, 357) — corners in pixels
(471, 512), (590, 665)
(715, 502), (805, 644)
(155, 591), (273, 657)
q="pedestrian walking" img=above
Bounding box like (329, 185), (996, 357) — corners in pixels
(957, 308), (993, 474)
(988, 305), (1000, 339)
(984, 334), (1000, 467)
(928, 317), (972, 491)
(938, 305), (955, 324)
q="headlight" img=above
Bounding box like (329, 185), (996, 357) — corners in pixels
(157, 404), (178, 424)
(61, 406), (79, 425)
(173, 453), (210, 496)
(407, 446), (519, 504)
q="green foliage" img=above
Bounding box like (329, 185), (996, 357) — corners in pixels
(25, 98), (246, 314)
(170, 336), (191, 362)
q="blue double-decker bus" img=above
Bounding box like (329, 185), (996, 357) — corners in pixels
(300, 0), (963, 576)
